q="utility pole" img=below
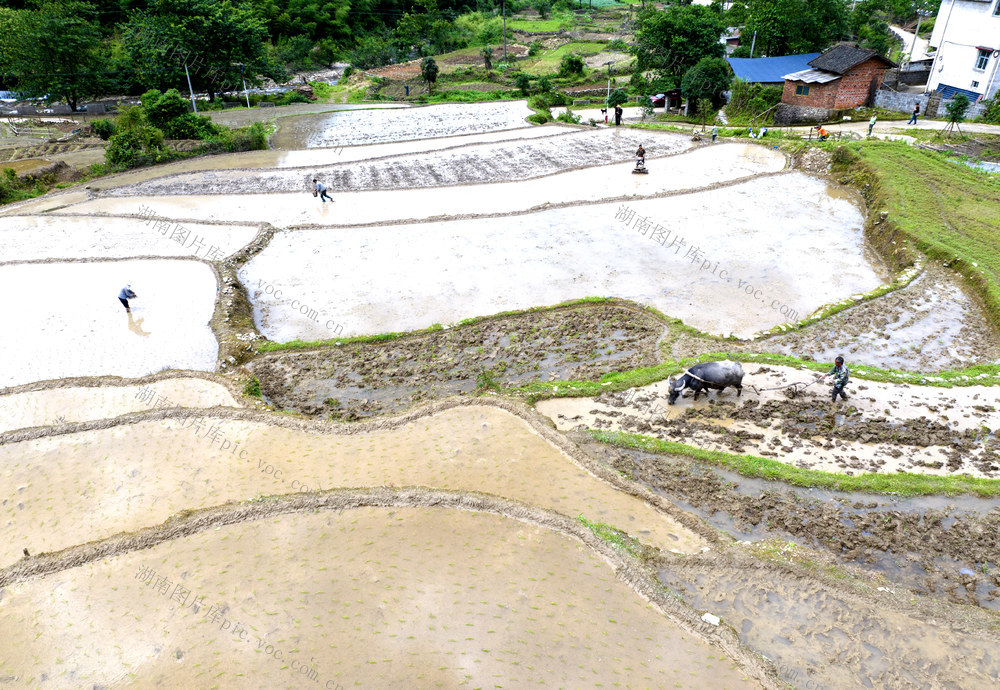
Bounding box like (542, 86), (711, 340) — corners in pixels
(236, 63), (250, 108)
(749, 31), (756, 60)
(184, 62), (197, 113)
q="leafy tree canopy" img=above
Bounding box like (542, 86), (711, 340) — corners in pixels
(632, 5), (726, 87)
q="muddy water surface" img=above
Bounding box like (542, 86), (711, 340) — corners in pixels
(0, 406), (704, 567)
(272, 100), (533, 148)
(0, 215), (259, 263)
(0, 507), (753, 688)
(241, 172), (876, 341)
(0, 378), (237, 433)
(657, 552), (1000, 689)
(0, 260), (219, 388)
(56, 143), (785, 227)
(113, 127), (691, 196)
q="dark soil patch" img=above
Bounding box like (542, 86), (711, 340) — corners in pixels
(575, 436), (1000, 609)
(247, 304), (662, 419)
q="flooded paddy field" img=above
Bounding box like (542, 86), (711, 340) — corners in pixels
(0, 506), (755, 688)
(240, 172), (877, 341)
(6, 97), (1000, 689)
(576, 435), (1000, 610)
(0, 405), (704, 568)
(0, 375), (238, 434)
(0, 215), (260, 263)
(271, 100), (534, 148)
(109, 128), (691, 197)
(656, 548), (1000, 689)
(669, 262), (1000, 372)
(0, 260), (219, 388)
(54, 142), (786, 227)
(248, 303), (661, 419)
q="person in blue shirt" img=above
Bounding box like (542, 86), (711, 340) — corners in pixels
(823, 355), (849, 401)
(313, 178), (333, 203)
(118, 284), (137, 312)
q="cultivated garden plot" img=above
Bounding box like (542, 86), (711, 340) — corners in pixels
(0, 405), (704, 568)
(0, 260), (219, 388)
(241, 173), (878, 342)
(0, 507), (753, 688)
(0, 215), (259, 263)
(0, 377), (238, 433)
(270, 100), (535, 148)
(109, 127), (691, 196)
(54, 142), (785, 227)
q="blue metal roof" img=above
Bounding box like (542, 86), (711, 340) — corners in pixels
(726, 54), (823, 83)
(937, 83), (982, 102)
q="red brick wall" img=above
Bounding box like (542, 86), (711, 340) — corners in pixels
(781, 79), (839, 109)
(832, 58), (888, 108)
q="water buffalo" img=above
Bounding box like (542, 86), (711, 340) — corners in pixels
(668, 360), (744, 404)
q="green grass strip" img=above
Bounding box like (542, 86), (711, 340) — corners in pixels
(591, 429), (1000, 498)
(576, 514), (647, 558)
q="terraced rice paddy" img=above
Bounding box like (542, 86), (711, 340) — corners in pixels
(3, 100), (999, 690)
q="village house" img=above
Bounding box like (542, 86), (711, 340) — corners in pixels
(781, 44), (896, 110)
(927, 0), (1000, 101)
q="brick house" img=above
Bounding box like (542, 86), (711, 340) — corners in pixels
(781, 44), (896, 110)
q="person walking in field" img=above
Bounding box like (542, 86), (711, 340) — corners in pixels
(614, 104), (623, 126)
(908, 102), (919, 125)
(313, 178), (333, 203)
(868, 114), (877, 137)
(711, 124), (718, 143)
(821, 355), (850, 402)
(118, 284), (137, 312)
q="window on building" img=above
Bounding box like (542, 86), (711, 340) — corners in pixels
(795, 85), (810, 96)
(973, 80), (980, 88)
(975, 48), (991, 71)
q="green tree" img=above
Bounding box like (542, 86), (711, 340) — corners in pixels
(946, 93), (970, 124)
(852, 0), (894, 56)
(5, 1), (108, 111)
(105, 105), (165, 169)
(740, 0), (848, 57)
(632, 5), (726, 86)
(482, 45), (493, 75)
(607, 89), (628, 109)
(558, 53), (584, 77)
(421, 56), (439, 92)
(515, 72), (532, 96)
(681, 56), (732, 107)
(533, 0), (552, 19)
(121, 0), (273, 102)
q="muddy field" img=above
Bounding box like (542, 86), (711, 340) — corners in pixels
(270, 100), (533, 148)
(107, 127), (689, 196)
(5, 99), (1000, 689)
(577, 436), (1000, 610)
(249, 304), (661, 419)
(668, 262), (1000, 372)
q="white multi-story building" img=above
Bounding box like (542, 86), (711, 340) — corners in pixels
(927, 0), (1000, 100)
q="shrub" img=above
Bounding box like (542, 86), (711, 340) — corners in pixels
(528, 41), (544, 57)
(608, 89), (628, 109)
(342, 65), (354, 80)
(532, 0), (553, 19)
(559, 53), (585, 77)
(527, 112), (549, 124)
(141, 89), (190, 130)
(555, 110), (581, 124)
(276, 91), (311, 106)
(946, 93), (970, 124)
(981, 94), (1000, 124)
(606, 39), (628, 52)
(163, 113), (219, 140)
(91, 118), (117, 140)
(515, 72), (533, 96)
(105, 126), (164, 168)
(536, 76), (553, 93)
